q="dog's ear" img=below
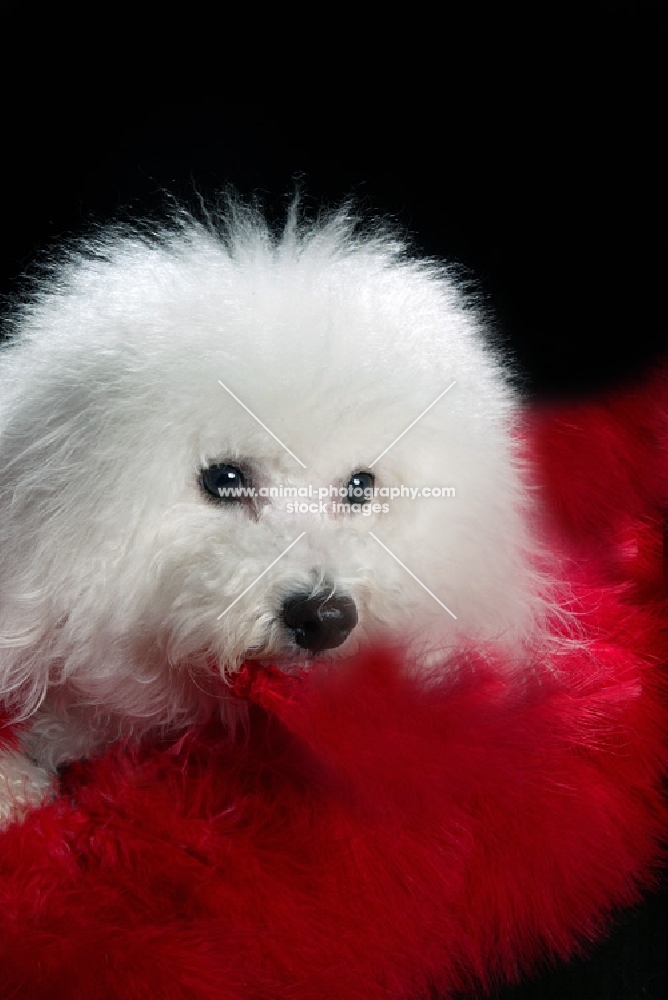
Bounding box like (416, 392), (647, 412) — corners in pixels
(0, 604), (52, 723)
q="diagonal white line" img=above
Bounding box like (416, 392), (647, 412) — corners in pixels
(217, 532), (307, 620)
(218, 380), (307, 469)
(369, 381), (457, 468)
(368, 532), (457, 619)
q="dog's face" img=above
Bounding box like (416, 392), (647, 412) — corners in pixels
(0, 213), (542, 727)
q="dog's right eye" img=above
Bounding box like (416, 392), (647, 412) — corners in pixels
(200, 464), (248, 501)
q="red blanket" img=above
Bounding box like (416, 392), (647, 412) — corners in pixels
(1, 370), (666, 1000)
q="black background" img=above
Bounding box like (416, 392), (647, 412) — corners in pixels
(1, 1), (666, 997)
(2, 5), (665, 401)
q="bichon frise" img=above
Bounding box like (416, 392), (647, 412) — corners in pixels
(0, 201), (552, 823)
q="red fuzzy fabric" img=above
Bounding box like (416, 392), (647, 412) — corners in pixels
(0, 370), (666, 1000)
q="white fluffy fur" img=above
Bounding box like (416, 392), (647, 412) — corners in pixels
(0, 201), (554, 792)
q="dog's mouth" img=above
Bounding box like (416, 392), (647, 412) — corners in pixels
(243, 652), (319, 676)
(202, 638), (361, 702)
(227, 658), (312, 703)
(203, 651), (314, 691)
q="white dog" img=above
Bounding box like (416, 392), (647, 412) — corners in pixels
(0, 201), (552, 823)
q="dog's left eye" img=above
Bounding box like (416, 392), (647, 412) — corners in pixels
(344, 471), (375, 501)
(200, 463), (248, 501)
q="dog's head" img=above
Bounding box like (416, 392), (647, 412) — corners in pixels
(0, 205), (545, 727)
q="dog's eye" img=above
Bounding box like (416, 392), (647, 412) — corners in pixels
(344, 471), (375, 501)
(200, 463), (248, 501)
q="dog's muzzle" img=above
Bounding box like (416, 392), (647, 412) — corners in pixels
(282, 592), (358, 653)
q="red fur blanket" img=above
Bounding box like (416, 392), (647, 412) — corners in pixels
(1, 371), (666, 1000)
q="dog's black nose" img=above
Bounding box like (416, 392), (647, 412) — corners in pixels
(282, 592), (358, 653)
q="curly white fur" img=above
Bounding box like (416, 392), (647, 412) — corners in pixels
(0, 201), (556, 804)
